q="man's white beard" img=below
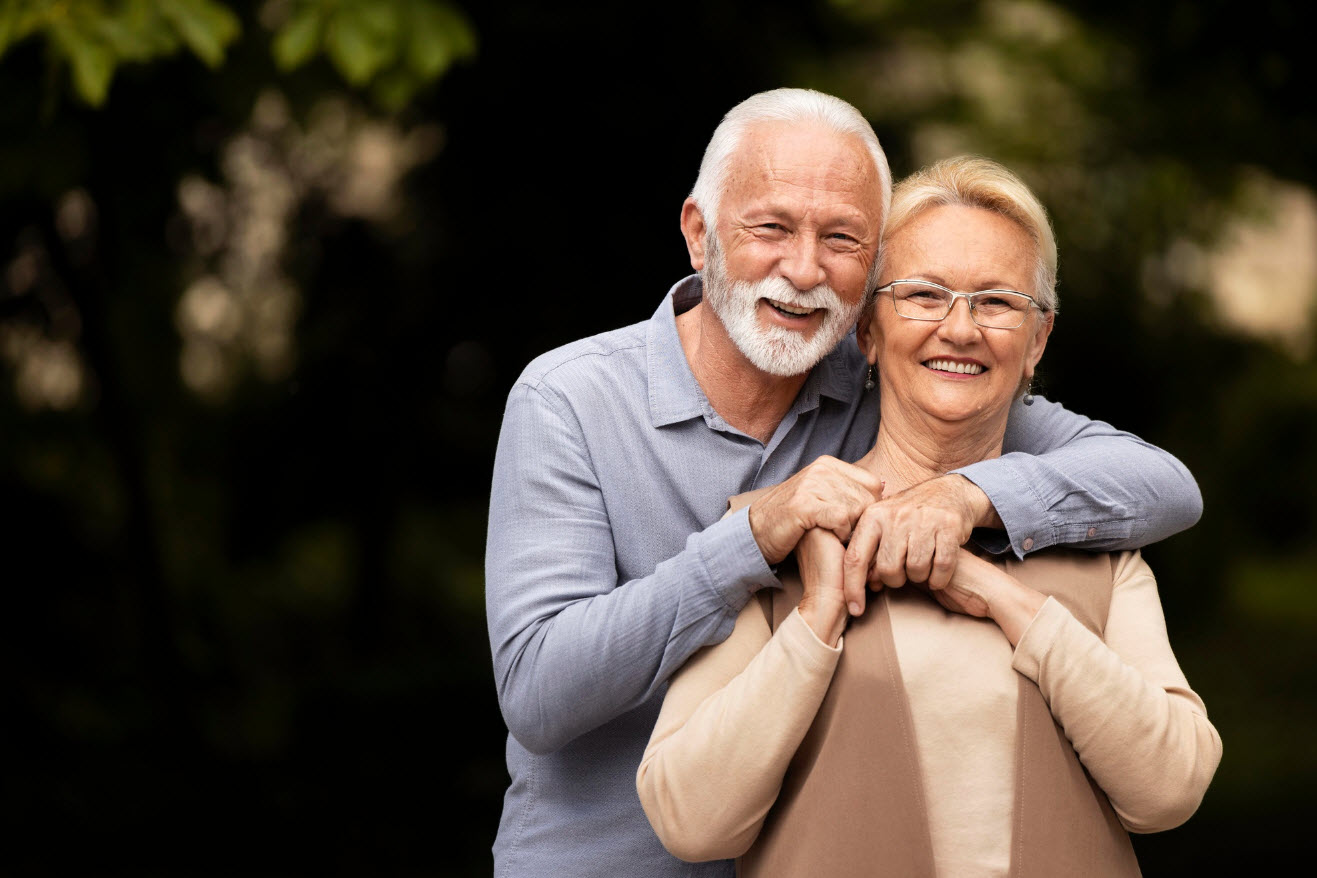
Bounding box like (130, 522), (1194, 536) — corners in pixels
(702, 236), (864, 378)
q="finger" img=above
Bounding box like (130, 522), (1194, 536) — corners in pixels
(904, 532), (934, 584)
(927, 528), (962, 590)
(805, 481), (882, 542)
(843, 545), (869, 617)
(844, 510), (882, 600)
(874, 529), (910, 588)
(830, 460), (887, 501)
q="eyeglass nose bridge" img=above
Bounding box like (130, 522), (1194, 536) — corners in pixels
(942, 291), (981, 323)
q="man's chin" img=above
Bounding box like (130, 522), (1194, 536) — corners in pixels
(738, 333), (839, 378)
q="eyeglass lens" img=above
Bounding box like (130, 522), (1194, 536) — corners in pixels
(890, 282), (1032, 328)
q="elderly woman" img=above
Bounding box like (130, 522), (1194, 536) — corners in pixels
(635, 156), (1221, 877)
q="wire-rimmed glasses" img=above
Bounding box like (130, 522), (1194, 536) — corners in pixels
(876, 280), (1042, 329)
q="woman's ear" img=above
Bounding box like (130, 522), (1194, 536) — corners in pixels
(856, 297), (880, 363)
(1022, 310), (1055, 382)
(680, 198), (708, 271)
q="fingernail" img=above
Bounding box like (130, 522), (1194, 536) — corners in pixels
(848, 602), (861, 615)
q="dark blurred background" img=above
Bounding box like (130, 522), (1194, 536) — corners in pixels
(1, 0), (1313, 874)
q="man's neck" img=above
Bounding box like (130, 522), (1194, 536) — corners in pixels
(675, 301), (808, 444)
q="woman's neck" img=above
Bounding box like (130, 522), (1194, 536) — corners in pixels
(856, 401), (1007, 494)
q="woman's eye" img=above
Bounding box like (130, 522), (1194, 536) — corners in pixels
(976, 295), (1023, 311)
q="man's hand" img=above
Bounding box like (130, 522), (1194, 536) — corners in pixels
(748, 456), (885, 565)
(841, 474), (999, 613)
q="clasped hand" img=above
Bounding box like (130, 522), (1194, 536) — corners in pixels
(840, 474), (992, 614)
(752, 468), (994, 639)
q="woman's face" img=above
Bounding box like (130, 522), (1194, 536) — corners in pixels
(863, 204), (1053, 428)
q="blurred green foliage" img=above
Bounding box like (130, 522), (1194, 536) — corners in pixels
(0, 0), (1313, 875)
(0, 0), (473, 109)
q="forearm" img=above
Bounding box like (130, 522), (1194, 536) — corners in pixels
(488, 507), (769, 754)
(637, 607), (839, 861)
(486, 381), (779, 753)
(1012, 564), (1221, 831)
(958, 396), (1202, 557)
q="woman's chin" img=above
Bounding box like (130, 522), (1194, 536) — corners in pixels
(914, 390), (1011, 426)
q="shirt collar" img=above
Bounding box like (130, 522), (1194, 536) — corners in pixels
(646, 274), (861, 430)
(646, 276), (708, 428)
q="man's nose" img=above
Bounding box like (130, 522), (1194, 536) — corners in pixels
(779, 235), (826, 291)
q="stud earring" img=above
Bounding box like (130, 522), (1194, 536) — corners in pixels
(864, 365), (876, 391)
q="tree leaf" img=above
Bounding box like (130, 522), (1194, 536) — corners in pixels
(0, 0), (45, 58)
(272, 2), (324, 72)
(49, 19), (116, 106)
(405, 1), (476, 83)
(100, 0), (181, 60)
(158, 0), (241, 69)
(405, 2), (448, 81)
(0, 1), (19, 56)
(430, 1), (476, 59)
(354, 0), (400, 44)
(371, 67), (418, 113)
(324, 3), (397, 86)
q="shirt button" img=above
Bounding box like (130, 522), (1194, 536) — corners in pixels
(1022, 537), (1034, 551)
(1087, 527), (1098, 538)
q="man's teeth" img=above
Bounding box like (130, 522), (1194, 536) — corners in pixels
(768, 299), (814, 316)
(925, 358), (984, 375)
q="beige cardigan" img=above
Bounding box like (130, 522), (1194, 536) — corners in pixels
(636, 548), (1221, 877)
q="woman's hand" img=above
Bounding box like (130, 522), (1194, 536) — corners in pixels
(932, 549), (1047, 647)
(795, 528), (849, 647)
(842, 474), (995, 608)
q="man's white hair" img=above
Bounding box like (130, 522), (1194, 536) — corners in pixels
(689, 88), (893, 237)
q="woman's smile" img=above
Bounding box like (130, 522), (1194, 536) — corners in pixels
(922, 357), (985, 376)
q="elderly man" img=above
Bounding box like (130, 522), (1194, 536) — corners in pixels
(484, 89), (1201, 877)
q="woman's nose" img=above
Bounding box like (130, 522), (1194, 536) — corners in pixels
(938, 295), (981, 341)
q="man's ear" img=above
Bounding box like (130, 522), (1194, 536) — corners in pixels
(680, 198), (708, 271)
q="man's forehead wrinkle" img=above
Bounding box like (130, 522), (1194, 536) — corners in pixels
(723, 133), (881, 228)
(745, 131), (875, 183)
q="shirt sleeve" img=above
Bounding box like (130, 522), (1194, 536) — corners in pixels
(955, 395), (1203, 558)
(485, 380), (778, 754)
(636, 604), (841, 862)
(1011, 551), (1222, 832)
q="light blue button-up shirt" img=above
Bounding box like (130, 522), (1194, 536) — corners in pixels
(484, 276), (1201, 877)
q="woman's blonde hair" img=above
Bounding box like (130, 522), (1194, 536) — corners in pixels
(882, 155), (1058, 311)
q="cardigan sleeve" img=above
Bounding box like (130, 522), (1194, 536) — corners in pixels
(636, 602), (841, 862)
(1011, 550), (1222, 832)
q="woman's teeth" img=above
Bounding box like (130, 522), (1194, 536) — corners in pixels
(924, 358), (984, 375)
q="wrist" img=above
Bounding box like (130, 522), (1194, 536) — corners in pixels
(989, 584), (1047, 647)
(797, 596), (846, 647)
(951, 474), (1002, 530)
